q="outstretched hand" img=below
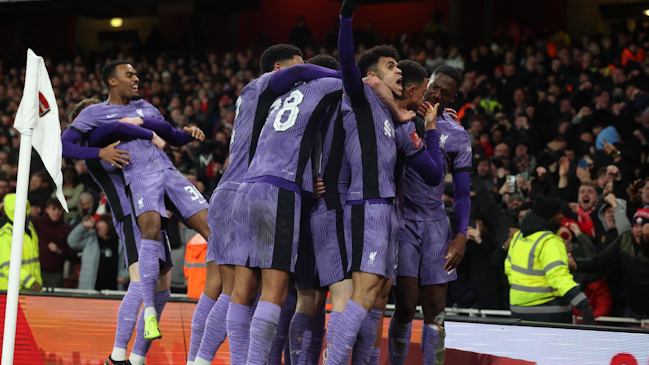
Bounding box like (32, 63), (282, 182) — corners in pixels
(340, 0), (361, 17)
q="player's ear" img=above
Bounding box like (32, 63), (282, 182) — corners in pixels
(108, 77), (118, 88)
(273, 62), (283, 71)
(407, 84), (416, 98)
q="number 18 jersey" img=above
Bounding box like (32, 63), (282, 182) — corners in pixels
(244, 78), (343, 193)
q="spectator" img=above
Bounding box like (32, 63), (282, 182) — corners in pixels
(570, 208), (649, 321)
(0, 194), (42, 292)
(32, 198), (75, 288)
(71, 192), (96, 227)
(57, 166), (85, 223)
(67, 214), (128, 290)
(27, 170), (52, 213)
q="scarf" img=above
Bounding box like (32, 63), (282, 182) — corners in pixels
(577, 206), (596, 237)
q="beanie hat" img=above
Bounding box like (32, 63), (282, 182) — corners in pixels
(633, 209), (649, 226)
(533, 195), (563, 220)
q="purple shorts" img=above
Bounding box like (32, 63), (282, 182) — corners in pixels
(396, 218), (456, 286)
(129, 169), (208, 221)
(344, 202), (398, 279)
(114, 214), (173, 269)
(206, 188), (236, 265)
(311, 206), (349, 287)
(229, 181), (300, 272)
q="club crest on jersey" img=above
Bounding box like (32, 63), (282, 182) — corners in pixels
(383, 120), (394, 138)
(439, 133), (450, 149)
(409, 130), (422, 148)
(368, 251), (377, 265)
(138, 198), (144, 209)
(38, 92), (50, 118)
(136, 109), (144, 118)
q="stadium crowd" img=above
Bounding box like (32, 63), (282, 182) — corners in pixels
(0, 15), (648, 324)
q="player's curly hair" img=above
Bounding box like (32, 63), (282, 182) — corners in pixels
(357, 45), (400, 76)
(307, 54), (340, 71)
(101, 60), (130, 87)
(260, 44), (303, 73)
(430, 65), (462, 92)
(69, 98), (102, 121)
(398, 60), (428, 89)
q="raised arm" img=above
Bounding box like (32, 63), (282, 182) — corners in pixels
(338, 12), (364, 95)
(269, 64), (341, 94)
(86, 122), (153, 148)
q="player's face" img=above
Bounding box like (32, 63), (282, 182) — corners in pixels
(425, 72), (458, 116)
(406, 79), (428, 110)
(375, 57), (403, 98)
(112, 64), (140, 99)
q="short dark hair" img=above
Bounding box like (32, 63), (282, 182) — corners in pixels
(46, 198), (62, 210)
(307, 54), (340, 70)
(357, 45), (400, 76)
(259, 44), (303, 73)
(69, 98), (101, 121)
(101, 60), (130, 87)
(431, 65), (462, 92)
(398, 60), (428, 88)
(579, 181), (597, 191)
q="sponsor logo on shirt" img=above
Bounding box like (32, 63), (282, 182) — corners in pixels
(409, 130), (422, 148)
(439, 133), (449, 149)
(107, 114), (118, 119)
(383, 120), (394, 138)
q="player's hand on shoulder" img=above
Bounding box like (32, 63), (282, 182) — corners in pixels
(184, 126), (205, 142)
(119, 117), (144, 126)
(99, 141), (131, 169)
(445, 108), (458, 121)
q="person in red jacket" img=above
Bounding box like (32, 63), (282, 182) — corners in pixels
(32, 198), (75, 288)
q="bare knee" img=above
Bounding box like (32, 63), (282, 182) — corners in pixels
(203, 262), (223, 300)
(138, 214), (161, 241)
(422, 299), (446, 324)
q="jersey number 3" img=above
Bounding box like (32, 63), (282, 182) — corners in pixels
(269, 90), (304, 132)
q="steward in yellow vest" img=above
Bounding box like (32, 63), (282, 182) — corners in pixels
(505, 195), (594, 324)
(0, 194), (42, 291)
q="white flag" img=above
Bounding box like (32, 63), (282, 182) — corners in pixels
(14, 49), (68, 212)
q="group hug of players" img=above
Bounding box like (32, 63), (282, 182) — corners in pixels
(62, 2), (471, 365)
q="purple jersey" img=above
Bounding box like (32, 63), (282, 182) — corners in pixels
(216, 73), (276, 191)
(244, 78), (343, 193)
(313, 109), (349, 215)
(394, 120), (426, 223)
(71, 100), (174, 185)
(403, 112), (472, 221)
(342, 84), (399, 201)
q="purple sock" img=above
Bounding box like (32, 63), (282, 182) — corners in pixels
(187, 293), (216, 362)
(369, 347), (381, 365)
(269, 291), (296, 365)
(325, 311), (340, 349)
(421, 324), (446, 365)
(307, 305), (326, 365)
(289, 313), (312, 364)
(226, 302), (253, 365)
(246, 301), (282, 365)
(351, 308), (382, 365)
(195, 294), (231, 362)
(138, 239), (160, 313)
(130, 290), (170, 361)
(388, 317), (412, 365)
(112, 282), (142, 360)
(327, 300), (368, 365)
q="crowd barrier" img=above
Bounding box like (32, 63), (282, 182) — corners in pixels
(0, 289), (647, 364)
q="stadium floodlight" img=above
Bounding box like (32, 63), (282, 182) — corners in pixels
(110, 17), (123, 28)
(645, 9), (649, 16)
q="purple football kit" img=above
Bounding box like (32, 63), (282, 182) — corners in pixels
(232, 77), (343, 273)
(398, 111), (472, 285)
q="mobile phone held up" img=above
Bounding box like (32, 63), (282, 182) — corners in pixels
(578, 159), (588, 170)
(506, 175), (516, 193)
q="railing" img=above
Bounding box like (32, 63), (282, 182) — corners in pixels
(383, 304), (649, 328)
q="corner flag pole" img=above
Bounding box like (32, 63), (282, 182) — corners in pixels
(1, 128), (33, 365)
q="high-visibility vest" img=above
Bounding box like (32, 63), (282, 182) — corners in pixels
(504, 230), (579, 314)
(0, 223), (42, 291)
(184, 234), (207, 299)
